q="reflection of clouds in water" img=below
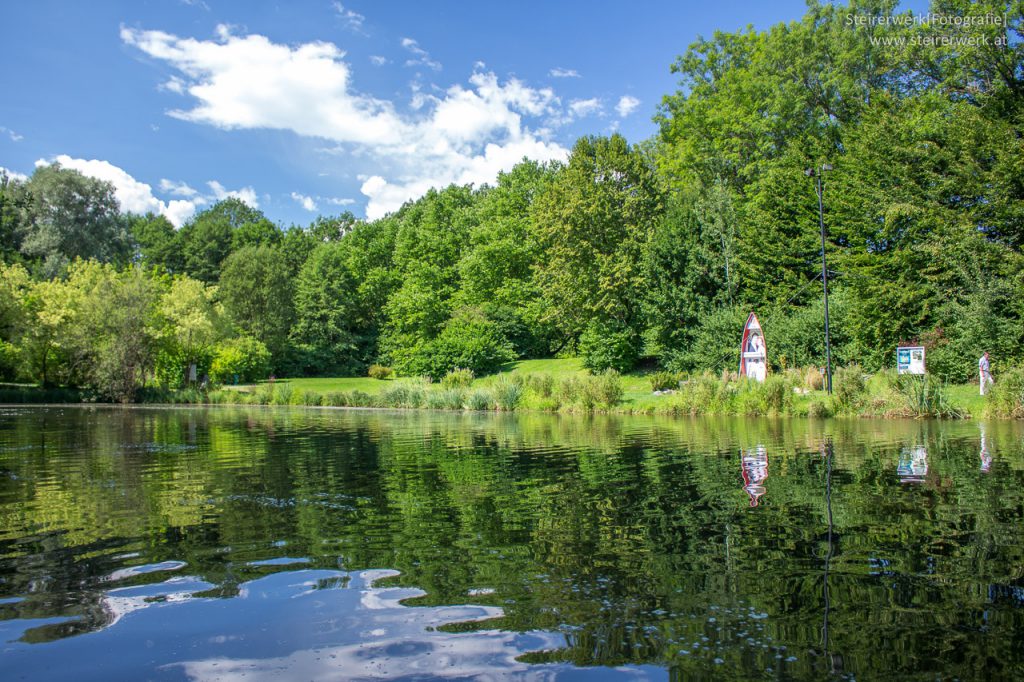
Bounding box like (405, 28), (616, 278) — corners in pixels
(897, 445), (928, 484)
(148, 569), (569, 681)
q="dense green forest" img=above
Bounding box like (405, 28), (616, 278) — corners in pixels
(1, 0), (1022, 401)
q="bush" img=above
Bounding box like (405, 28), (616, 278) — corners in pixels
(649, 371), (679, 392)
(253, 383), (274, 404)
(590, 370), (624, 408)
(299, 390), (322, 406)
(895, 375), (966, 418)
(466, 389), (494, 411)
(349, 390), (373, 407)
(526, 373), (555, 398)
(378, 383), (426, 408)
(400, 307), (515, 380)
(579, 319), (640, 373)
(368, 364), (393, 380)
(324, 391), (349, 407)
(441, 368), (475, 389)
(271, 382), (293, 406)
(492, 377), (523, 411)
(986, 366), (1024, 418)
(802, 366), (825, 391)
(833, 364), (866, 408)
(210, 337), (272, 385)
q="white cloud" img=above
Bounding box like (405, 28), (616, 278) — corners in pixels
(332, 2), (365, 33)
(208, 180), (258, 208)
(0, 126), (23, 142)
(34, 155), (261, 227)
(400, 37), (441, 71)
(324, 196), (355, 206)
(549, 67), (580, 78)
(369, 55), (388, 66)
(123, 25), (571, 219)
(159, 178), (199, 197)
(290, 192), (317, 211)
(616, 95), (640, 118)
(0, 166), (28, 182)
(569, 98), (602, 118)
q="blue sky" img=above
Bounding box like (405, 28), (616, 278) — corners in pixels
(0, 0), (923, 227)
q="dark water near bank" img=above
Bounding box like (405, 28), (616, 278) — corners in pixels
(0, 407), (1022, 680)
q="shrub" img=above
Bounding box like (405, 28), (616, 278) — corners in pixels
(760, 374), (790, 413)
(579, 319), (640, 373)
(590, 370), (624, 408)
(299, 390), (322, 406)
(210, 337), (272, 385)
(802, 366), (825, 391)
(272, 382), (293, 406)
(649, 371), (679, 392)
(896, 375), (966, 418)
(437, 388), (466, 410)
(349, 390), (373, 407)
(399, 307), (515, 379)
(986, 366), (1024, 418)
(441, 367), (475, 389)
(492, 377), (523, 411)
(324, 391), (348, 407)
(368, 364), (393, 380)
(526, 373), (555, 398)
(807, 399), (833, 419)
(466, 389), (494, 411)
(378, 383), (426, 409)
(833, 364), (866, 408)
(253, 383), (274, 404)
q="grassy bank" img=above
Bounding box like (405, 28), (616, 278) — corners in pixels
(6, 359), (1012, 419)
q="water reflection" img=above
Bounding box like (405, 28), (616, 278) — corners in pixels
(0, 407), (1022, 680)
(897, 444), (928, 484)
(740, 445), (769, 506)
(980, 424), (992, 473)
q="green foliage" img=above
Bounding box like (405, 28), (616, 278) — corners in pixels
(579, 319), (640, 373)
(466, 389), (495, 411)
(271, 382), (293, 406)
(367, 364), (393, 380)
(440, 367), (474, 389)
(672, 306), (748, 373)
(17, 164), (131, 277)
(648, 371), (679, 392)
(588, 369), (624, 408)
(492, 376), (523, 411)
(209, 336), (271, 384)
(895, 375), (966, 419)
(400, 307), (515, 380)
(986, 367), (1024, 418)
(833, 364), (866, 409)
(219, 245), (294, 365)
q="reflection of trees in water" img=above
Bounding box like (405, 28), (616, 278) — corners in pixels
(0, 408), (1023, 677)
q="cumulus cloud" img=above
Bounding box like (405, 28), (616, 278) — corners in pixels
(332, 2), (365, 33)
(123, 25), (571, 218)
(35, 155), (257, 227)
(290, 191), (317, 211)
(569, 98), (602, 118)
(549, 67), (580, 78)
(208, 180), (258, 208)
(616, 95), (640, 118)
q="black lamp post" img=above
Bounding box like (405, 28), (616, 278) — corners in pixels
(805, 164), (833, 395)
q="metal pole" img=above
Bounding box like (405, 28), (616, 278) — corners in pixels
(817, 170), (833, 395)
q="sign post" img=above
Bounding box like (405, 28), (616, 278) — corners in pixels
(896, 346), (926, 375)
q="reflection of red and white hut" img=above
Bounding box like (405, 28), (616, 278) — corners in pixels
(741, 446), (769, 507)
(740, 313), (767, 382)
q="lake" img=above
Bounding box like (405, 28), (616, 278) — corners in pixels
(1, 406), (1022, 680)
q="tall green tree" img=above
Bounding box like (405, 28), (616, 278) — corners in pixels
(218, 245), (294, 366)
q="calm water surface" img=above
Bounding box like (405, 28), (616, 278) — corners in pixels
(0, 406), (1022, 680)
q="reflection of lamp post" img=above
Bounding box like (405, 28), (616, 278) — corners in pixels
(805, 164), (834, 395)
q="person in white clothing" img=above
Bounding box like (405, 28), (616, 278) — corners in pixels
(979, 352), (993, 396)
